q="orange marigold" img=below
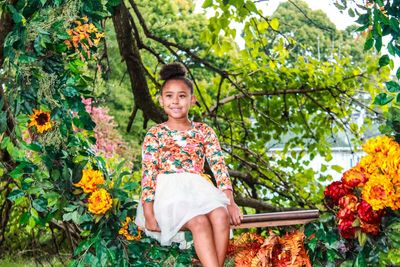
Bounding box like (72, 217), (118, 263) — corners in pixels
(118, 217), (141, 241)
(28, 109), (52, 133)
(362, 174), (395, 211)
(342, 168), (368, 187)
(88, 188), (112, 215)
(362, 135), (399, 156)
(382, 150), (400, 184)
(74, 169), (105, 193)
(357, 155), (381, 176)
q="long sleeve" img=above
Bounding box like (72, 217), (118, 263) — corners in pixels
(204, 126), (233, 191)
(141, 129), (160, 203)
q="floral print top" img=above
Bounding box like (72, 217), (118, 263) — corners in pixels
(141, 121), (233, 203)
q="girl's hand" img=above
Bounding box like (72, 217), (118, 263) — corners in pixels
(227, 202), (243, 226)
(224, 190), (243, 226)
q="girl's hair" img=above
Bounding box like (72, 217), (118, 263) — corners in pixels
(160, 62), (194, 94)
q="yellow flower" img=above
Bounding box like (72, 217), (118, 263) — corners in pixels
(362, 174), (395, 210)
(358, 155), (380, 176)
(382, 150), (400, 184)
(118, 217), (141, 241)
(88, 188), (112, 214)
(362, 135), (399, 156)
(28, 109), (52, 133)
(74, 169), (105, 193)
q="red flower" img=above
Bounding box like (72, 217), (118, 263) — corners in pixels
(338, 194), (359, 212)
(342, 167), (368, 187)
(338, 219), (356, 239)
(357, 200), (383, 224)
(337, 208), (355, 221)
(324, 181), (352, 206)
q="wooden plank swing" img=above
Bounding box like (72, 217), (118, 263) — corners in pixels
(231, 209), (320, 229)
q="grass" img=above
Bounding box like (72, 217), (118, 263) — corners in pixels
(0, 256), (68, 267)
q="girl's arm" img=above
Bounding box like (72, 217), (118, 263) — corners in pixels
(204, 125), (242, 225)
(143, 202), (160, 231)
(141, 128), (161, 231)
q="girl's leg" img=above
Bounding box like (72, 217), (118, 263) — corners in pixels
(206, 207), (230, 267)
(183, 215), (219, 267)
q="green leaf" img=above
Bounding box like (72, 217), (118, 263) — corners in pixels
(390, 18), (399, 32)
(26, 141), (42, 152)
(364, 35), (374, 51)
(379, 55), (390, 67)
(331, 165), (343, 173)
(396, 93), (400, 104)
(0, 111), (7, 134)
(375, 35), (382, 52)
(374, 93), (394, 105)
(397, 67), (400, 80)
(348, 8), (355, 17)
(270, 18), (279, 31)
(202, 0), (213, 7)
(386, 81), (400, 93)
(32, 198), (48, 212)
(8, 189), (24, 201)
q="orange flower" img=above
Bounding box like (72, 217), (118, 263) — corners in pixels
(28, 109), (52, 133)
(362, 135), (398, 156)
(74, 169), (105, 193)
(118, 217), (141, 241)
(360, 220), (380, 235)
(357, 155), (380, 176)
(87, 188), (112, 214)
(362, 174), (395, 210)
(338, 194), (358, 212)
(342, 168), (368, 187)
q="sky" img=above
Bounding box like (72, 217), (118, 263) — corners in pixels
(195, 0), (356, 29)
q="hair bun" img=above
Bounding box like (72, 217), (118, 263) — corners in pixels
(159, 62), (188, 80)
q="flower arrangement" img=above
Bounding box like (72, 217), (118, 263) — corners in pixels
(324, 135), (400, 240)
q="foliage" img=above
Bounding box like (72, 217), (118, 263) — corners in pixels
(272, 0), (365, 62)
(335, 0), (400, 106)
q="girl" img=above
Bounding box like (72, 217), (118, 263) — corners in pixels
(135, 62), (242, 267)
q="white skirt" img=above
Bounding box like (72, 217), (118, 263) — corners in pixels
(135, 172), (230, 249)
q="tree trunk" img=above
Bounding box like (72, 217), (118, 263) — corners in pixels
(112, 1), (166, 126)
(0, 0), (18, 66)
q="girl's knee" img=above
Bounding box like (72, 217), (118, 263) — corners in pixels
(186, 215), (210, 231)
(209, 207), (229, 225)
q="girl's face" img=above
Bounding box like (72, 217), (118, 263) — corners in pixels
(159, 80), (196, 120)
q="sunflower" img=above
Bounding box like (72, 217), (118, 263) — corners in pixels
(28, 109), (52, 133)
